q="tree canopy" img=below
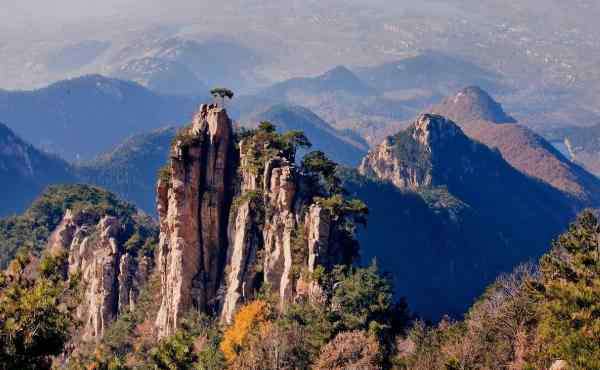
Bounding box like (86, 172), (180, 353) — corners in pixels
(210, 87), (234, 107)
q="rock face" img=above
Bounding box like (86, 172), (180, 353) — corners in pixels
(155, 104), (346, 336)
(355, 113), (578, 319)
(155, 103), (235, 336)
(48, 209), (152, 342)
(359, 114), (463, 190)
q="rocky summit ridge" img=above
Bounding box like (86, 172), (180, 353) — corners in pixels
(154, 104), (359, 337)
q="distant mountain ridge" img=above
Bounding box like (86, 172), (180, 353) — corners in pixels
(76, 126), (178, 215)
(0, 122), (74, 216)
(541, 124), (600, 178)
(355, 51), (503, 96)
(107, 37), (263, 93)
(259, 65), (376, 99)
(249, 104), (369, 166)
(112, 57), (209, 96)
(0, 74), (198, 160)
(432, 86), (600, 204)
(433, 86), (516, 124)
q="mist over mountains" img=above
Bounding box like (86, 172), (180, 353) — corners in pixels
(2, 2), (600, 367)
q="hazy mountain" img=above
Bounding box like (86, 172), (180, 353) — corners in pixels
(0, 122), (75, 216)
(541, 124), (600, 178)
(259, 66), (376, 99)
(432, 86), (515, 124)
(249, 104), (369, 166)
(45, 40), (111, 73)
(112, 57), (209, 96)
(432, 87), (600, 203)
(356, 114), (576, 319)
(76, 126), (177, 215)
(107, 37), (262, 92)
(355, 51), (503, 98)
(3, 0), (600, 135)
(0, 75), (197, 160)
(238, 66), (414, 145)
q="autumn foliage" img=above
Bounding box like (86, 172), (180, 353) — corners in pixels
(220, 300), (269, 364)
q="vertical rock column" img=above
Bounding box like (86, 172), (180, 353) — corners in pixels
(49, 212), (140, 342)
(262, 159), (298, 305)
(155, 104), (234, 337)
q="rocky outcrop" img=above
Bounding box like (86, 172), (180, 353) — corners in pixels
(155, 104), (236, 336)
(359, 114), (463, 190)
(47, 209), (151, 342)
(155, 104), (347, 335)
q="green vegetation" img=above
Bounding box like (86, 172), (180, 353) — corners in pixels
(326, 263), (395, 336)
(302, 150), (342, 195)
(531, 210), (600, 368)
(231, 190), (263, 215)
(220, 263), (406, 369)
(150, 313), (225, 370)
(210, 87), (234, 107)
(238, 121), (311, 177)
(0, 252), (78, 369)
(172, 126), (203, 154)
(398, 210), (600, 369)
(158, 164), (171, 185)
(0, 184), (155, 268)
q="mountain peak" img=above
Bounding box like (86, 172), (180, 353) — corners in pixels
(412, 113), (463, 148)
(434, 86), (516, 124)
(316, 65), (373, 94)
(360, 114), (476, 190)
(319, 65), (358, 82)
(261, 65), (374, 99)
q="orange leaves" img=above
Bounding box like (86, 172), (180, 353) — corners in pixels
(220, 300), (269, 364)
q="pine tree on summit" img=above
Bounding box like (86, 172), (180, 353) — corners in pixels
(210, 87), (234, 107)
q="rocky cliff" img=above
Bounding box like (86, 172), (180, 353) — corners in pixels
(155, 104), (359, 337)
(359, 114), (463, 190)
(49, 210), (153, 341)
(0, 184), (157, 342)
(354, 113), (578, 318)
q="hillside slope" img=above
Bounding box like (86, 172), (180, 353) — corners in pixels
(0, 184), (158, 347)
(0, 123), (75, 216)
(249, 104), (369, 166)
(76, 126), (177, 215)
(432, 87), (600, 203)
(0, 75), (198, 160)
(357, 114), (577, 318)
(541, 123), (600, 178)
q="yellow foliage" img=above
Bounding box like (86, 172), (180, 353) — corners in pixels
(220, 300), (268, 364)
